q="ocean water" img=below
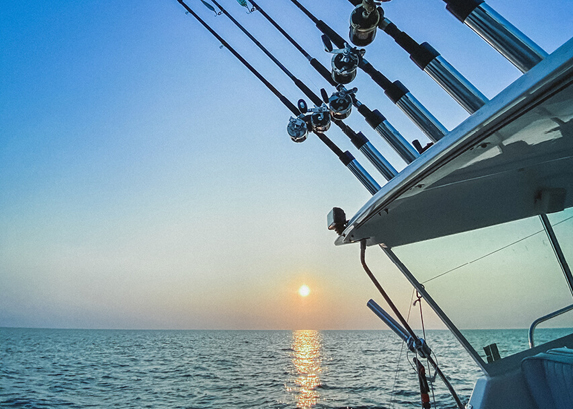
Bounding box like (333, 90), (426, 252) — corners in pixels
(1, 328), (555, 409)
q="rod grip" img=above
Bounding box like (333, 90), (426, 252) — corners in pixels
(317, 20), (346, 49)
(358, 105), (386, 129)
(359, 61), (393, 90)
(294, 78), (323, 106)
(383, 22), (419, 55)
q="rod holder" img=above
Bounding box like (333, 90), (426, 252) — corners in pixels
(367, 299), (410, 342)
(396, 93), (448, 142)
(375, 120), (420, 163)
(359, 141), (397, 181)
(424, 55), (488, 113)
(344, 153), (382, 194)
(446, 0), (548, 72)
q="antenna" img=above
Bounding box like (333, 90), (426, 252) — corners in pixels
(176, 0), (382, 194)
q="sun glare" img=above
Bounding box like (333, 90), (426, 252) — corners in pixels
(298, 285), (310, 297)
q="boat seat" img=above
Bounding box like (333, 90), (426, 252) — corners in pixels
(521, 347), (573, 409)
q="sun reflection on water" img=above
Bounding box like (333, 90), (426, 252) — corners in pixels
(288, 330), (322, 408)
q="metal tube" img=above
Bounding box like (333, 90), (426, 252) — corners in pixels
(540, 213), (573, 296)
(358, 141), (398, 180)
(347, 159), (382, 194)
(375, 120), (419, 163)
(424, 55), (488, 113)
(396, 93), (449, 141)
(465, 3), (548, 73)
(367, 299), (410, 342)
(529, 303), (573, 348)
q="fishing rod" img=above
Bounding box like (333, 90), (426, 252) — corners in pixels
(208, 0), (397, 180)
(246, 0), (419, 163)
(176, 0), (382, 194)
(288, 0), (448, 143)
(346, 0), (488, 114)
(440, 0), (547, 73)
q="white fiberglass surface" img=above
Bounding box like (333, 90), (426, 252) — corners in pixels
(393, 209), (573, 363)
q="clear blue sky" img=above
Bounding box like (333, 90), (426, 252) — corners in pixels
(1, 0), (572, 330)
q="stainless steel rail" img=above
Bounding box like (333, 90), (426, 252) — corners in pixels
(529, 303), (573, 348)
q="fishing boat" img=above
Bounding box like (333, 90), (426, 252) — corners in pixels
(327, 1), (573, 408)
(180, 0), (572, 406)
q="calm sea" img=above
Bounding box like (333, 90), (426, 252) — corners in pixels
(1, 328), (560, 408)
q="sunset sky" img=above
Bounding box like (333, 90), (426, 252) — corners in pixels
(1, 0), (572, 330)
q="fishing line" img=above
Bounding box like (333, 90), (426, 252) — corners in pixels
(361, 240), (465, 409)
(422, 215), (573, 285)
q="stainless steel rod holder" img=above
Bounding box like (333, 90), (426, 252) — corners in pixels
(359, 141), (398, 180)
(367, 299), (410, 342)
(529, 303), (573, 348)
(375, 120), (420, 163)
(347, 158), (382, 194)
(465, 3), (548, 73)
(396, 93), (448, 142)
(424, 55), (488, 113)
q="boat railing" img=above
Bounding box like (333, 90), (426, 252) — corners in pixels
(529, 304), (573, 348)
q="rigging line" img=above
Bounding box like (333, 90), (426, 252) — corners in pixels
(422, 214), (573, 285)
(361, 240), (464, 408)
(390, 288), (416, 409)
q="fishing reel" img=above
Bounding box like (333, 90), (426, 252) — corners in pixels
(287, 99), (332, 142)
(287, 115), (309, 143)
(322, 35), (365, 85)
(349, 0), (384, 46)
(321, 86), (357, 120)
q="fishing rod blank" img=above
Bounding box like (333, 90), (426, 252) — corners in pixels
(176, 0), (381, 194)
(347, 0), (488, 114)
(246, 0), (418, 164)
(288, 0), (448, 142)
(209, 0), (397, 180)
(441, 0), (547, 73)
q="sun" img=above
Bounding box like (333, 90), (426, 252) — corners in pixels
(298, 285), (310, 297)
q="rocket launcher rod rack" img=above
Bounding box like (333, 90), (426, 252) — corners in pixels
(210, 0), (397, 180)
(347, 0), (488, 114)
(289, 0), (448, 142)
(177, 0), (382, 194)
(247, 0), (419, 163)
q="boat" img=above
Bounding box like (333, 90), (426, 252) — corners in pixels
(328, 1), (573, 408)
(178, 0), (571, 406)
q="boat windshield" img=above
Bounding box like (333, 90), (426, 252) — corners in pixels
(392, 207), (573, 365)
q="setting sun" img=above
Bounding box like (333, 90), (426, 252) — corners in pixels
(298, 285), (310, 297)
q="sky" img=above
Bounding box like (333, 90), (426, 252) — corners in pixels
(1, 0), (573, 330)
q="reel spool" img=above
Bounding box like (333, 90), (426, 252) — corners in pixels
(323, 36), (364, 85)
(349, 2), (383, 46)
(310, 105), (332, 133)
(287, 116), (309, 142)
(326, 87), (357, 120)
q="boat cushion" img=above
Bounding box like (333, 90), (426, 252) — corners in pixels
(521, 347), (573, 409)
